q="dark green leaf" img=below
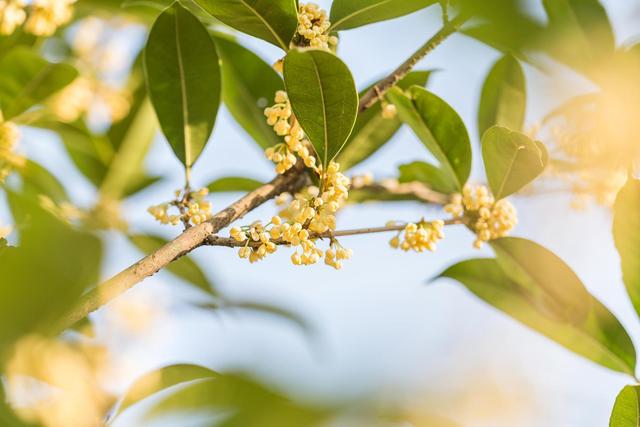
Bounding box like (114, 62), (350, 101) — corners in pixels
(0, 47), (77, 119)
(116, 363), (218, 418)
(490, 237), (591, 324)
(19, 160), (69, 203)
(207, 176), (263, 193)
(129, 234), (217, 296)
(385, 86), (471, 191)
(214, 35), (283, 150)
(478, 54), (526, 138)
(329, 0), (437, 31)
(398, 161), (458, 194)
(337, 70), (432, 170)
(144, 2), (221, 168)
(439, 258), (636, 375)
(613, 178), (640, 320)
(481, 126), (547, 200)
(194, 0), (297, 50)
(610, 385), (640, 427)
(284, 49), (358, 167)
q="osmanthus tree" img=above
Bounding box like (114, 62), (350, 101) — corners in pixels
(0, 0), (639, 425)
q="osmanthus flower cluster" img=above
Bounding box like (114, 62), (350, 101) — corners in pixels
(389, 220), (445, 252)
(294, 3), (337, 50)
(0, 121), (24, 183)
(148, 188), (212, 227)
(0, 0), (76, 36)
(445, 184), (517, 248)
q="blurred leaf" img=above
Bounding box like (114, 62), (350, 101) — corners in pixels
(385, 86), (471, 191)
(213, 35), (284, 150)
(207, 176), (263, 193)
(337, 70), (432, 170)
(613, 178), (640, 320)
(284, 49), (358, 166)
(194, 0), (297, 50)
(145, 2), (221, 168)
(542, 0), (615, 77)
(481, 126), (547, 200)
(478, 54), (526, 138)
(129, 234), (218, 296)
(329, 0), (438, 31)
(398, 161), (457, 194)
(0, 47), (77, 119)
(490, 237), (592, 324)
(439, 258), (636, 375)
(610, 385), (640, 427)
(116, 363), (218, 418)
(1, 191), (102, 352)
(19, 160), (69, 203)
(122, 174), (162, 198)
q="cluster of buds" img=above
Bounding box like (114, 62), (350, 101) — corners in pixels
(324, 240), (352, 269)
(0, 121), (24, 183)
(264, 91), (317, 174)
(0, 0), (76, 37)
(295, 3), (337, 50)
(148, 188), (212, 227)
(231, 220), (278, 263)
(381, 102), (397, 119)
(389, 220), (445, 252)
(445, 184), (517, 248)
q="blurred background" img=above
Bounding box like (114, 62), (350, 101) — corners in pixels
(3, 0), (640, 426)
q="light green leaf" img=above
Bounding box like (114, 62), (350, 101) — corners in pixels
(481, 126), (547, 200)
(115, 363), (217, 418)
(613, 178), (640, 320)
(385, 85), (471, 191)
(439, 258), (636, 375)
(207, 176), (263, 193)
(337, 70), (432, 170)
(610, 385), (640, 427)
(144, 2), (221, 168)
(213, 35), (283, 150)
(0, 47), (77, 119)
(398, 161), (458, 194)
(490, 237), (591, 324)
(194, 0), (297, 50)
(283, 49), (358, 166)
(19, 160), (69, 203)
(478, 54), (526, 138)
(330, 0), (438, 31)
(129, 234), (218, 297)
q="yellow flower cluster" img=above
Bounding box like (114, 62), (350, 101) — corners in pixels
(389, 220), (444, 252)
(445, 184), (517, 248)
(49, 77), (94, 123)
(264, 90), (317, 174)
(0, 121), (24, 183)
(148, 188), (212, 227)
(296, 3), (337, 50)
(0, 0), (76, 36)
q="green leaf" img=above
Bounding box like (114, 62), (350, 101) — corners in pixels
(0, 47), (77, 119)
(438, 258), (636, 375)
(144, 2), (221, 168)
(129, 234), (218, 297)
(122, 174), (162, 198)
(329, 0), (438, 31)
(490, 237), (591, 324)
(194, 0), (297, 50)
(613, 178), (640, 320)
(385, 86), (471, 191)
(481, 126), (547, 200)
(610, 385), (640, 427)
(207, 176), (263, 193)
(283, 49), (358, 167)
(337, 70), (432, 170)
(478, 54), (526, 138)
(115, 363), (218, 418)
(213, 35), (283, 150)
(398, 161), (458, 194)
(1, 191), (102, 351)
(19, 160), (69, 203)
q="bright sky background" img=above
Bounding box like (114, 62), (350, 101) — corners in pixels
(5, 1), (640, 426)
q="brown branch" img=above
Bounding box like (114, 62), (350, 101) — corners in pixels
(207, 218), (463, 248)
(358, 14), (468, 112)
